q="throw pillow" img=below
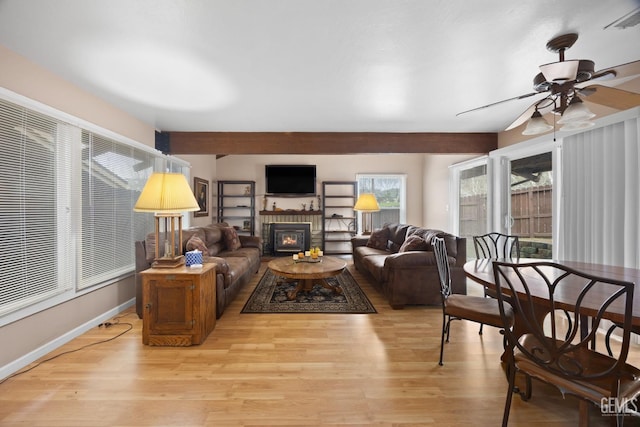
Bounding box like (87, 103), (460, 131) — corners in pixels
(399, 235), (429, 252)
(186, 235), (208, 253)
(387, 240), (401, 253)
(366, 227), (389, 250)
(222, 227), (242, 251)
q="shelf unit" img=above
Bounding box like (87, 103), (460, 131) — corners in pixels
(216, 180), (255, 236)
(322, 181), (357, 255)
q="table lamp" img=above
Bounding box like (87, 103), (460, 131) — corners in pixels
(134, 172), (201, 268)
(354, 193), (380, 235)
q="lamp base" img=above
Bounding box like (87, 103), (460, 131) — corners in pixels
(152, 255), (185, 268)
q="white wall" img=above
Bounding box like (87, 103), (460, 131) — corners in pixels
(180, 154), (218, 227)
(423, 154), (477, 231)
(216, 153), (479, 231)
(0, 44), (218, 376)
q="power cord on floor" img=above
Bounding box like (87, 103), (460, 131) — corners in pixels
(0, 313), (136, 385)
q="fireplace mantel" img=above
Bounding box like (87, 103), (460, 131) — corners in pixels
(260, 210), (321, 215)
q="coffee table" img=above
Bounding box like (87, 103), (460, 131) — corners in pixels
(267, 256), (347, 300)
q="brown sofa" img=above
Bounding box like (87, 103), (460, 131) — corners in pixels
(135, 222), (261, 319)
(351, 223), (466, 309)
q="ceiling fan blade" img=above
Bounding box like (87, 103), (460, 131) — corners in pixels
(579, 84), (640, 110)
(505, 105), (534, 131)
(505, 97), (556, 131)
(456, 91), (541, 116)
(592, 59), (640, 83)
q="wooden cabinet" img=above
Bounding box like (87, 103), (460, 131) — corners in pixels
(322, 181), (358, 255)
(141, 264), (216, 346)
(216, 180), (256, 235)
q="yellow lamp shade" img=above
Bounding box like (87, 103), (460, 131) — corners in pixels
(354, 193), (380, 212)
(134, 172), (200, 213)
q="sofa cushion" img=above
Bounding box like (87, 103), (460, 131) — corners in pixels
(441, 233), (458, 259)
(386, 223), (411, 246)
(219, 246), (259, 259)
(354, 245), (388, 258)
(222, 227), (242, 251)
(203, 224), (224, 245)
(203, 256), (230, 274)
(221, 256), (251, 289)
(387, 240), (401, 253)
(207, 242), (224, 256)
(181, 228), (206, 249)
(366, 227), (389, 250)
(399, 235), (429, 252)
(186, 235), (208, 253)
(361, 254), (388, 283)
(425, 232), (458, 259)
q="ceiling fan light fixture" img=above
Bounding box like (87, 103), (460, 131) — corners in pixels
(539, 60), (580, 84)
(522, 110), (553, 135)
(559, 120), (595, 132)
(557, 95), (595, 123)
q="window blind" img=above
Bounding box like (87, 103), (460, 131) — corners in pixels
(78, 133), (188, 289)
(559, 117), (640, 268)
(0, 92), (190, 319)
(0, 99), (73, 316)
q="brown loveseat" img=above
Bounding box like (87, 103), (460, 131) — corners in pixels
(351, 223), (466, 309)
(135, 222), (261, 319)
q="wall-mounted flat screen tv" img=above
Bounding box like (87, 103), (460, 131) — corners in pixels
(265, 165), (316, 196)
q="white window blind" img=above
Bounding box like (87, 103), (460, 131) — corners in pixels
(78, 131), (192, 289)
(0, 91), (191, 319)
(0, 99), (74, 316)
(559, 117), (640, 268)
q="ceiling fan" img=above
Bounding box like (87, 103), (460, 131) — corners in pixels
(457, 33), (640, 135)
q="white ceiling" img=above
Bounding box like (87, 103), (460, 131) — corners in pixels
(0, 0), (639, 133)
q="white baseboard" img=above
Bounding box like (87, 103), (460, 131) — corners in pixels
(0, 299), (135, 381)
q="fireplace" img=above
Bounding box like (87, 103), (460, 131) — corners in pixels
(271, 223), (311, 256)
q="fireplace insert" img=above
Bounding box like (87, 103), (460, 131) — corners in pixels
(270, 223), (311, 256)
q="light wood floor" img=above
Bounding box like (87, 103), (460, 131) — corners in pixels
(1, 260), (639, 426)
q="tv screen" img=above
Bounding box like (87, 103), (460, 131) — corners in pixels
(265, 165), (316, 196)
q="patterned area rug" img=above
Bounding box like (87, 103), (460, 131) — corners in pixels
(241, 268), (376, 314)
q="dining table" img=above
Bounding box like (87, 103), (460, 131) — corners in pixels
(463, 258), (640, 328)
(464, 257), (640, 391)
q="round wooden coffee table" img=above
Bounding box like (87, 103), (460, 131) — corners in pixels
(267, 256), (347, 300)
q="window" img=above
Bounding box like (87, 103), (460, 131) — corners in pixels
(0, 99), (74, 317)
(450, 157), (489, 259)
(0, 93), (189, 321)
(356, 174), (406, 231)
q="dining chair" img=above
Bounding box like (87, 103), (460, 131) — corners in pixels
(492, 260), (640, 427)
(605, 322), (640, 358)
(473, 232), (520, 260)
(433, 236), (514, 366)
(473, 232), (520, 335)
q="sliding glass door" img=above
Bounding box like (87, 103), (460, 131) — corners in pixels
(450, 144), (557, 261)
(509, 152), (553, 259)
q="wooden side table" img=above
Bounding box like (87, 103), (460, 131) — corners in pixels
(141, 264), (216, 346)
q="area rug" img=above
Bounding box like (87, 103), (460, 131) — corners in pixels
(241, 268), (376, 314)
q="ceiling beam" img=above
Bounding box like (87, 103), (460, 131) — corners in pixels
(162, 132), (497, 155)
